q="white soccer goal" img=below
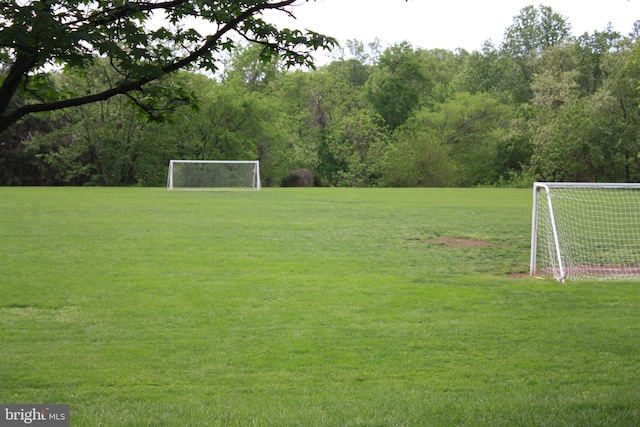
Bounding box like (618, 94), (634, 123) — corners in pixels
(167, 160), (261, 190)
(530, 182), (640, 282)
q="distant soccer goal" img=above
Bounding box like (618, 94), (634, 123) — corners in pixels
(530, 182), (640, 282)
(167, 160), (261, 190)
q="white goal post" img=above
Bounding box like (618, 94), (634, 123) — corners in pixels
(167, 160), (261, 190)
(530, 182), (640, 282)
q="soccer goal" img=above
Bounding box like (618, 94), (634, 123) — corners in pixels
(530, 182), (640, 282)
(167, 160), (261, 190)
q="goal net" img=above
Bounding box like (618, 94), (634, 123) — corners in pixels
(167, 160), (261, 190)
(530, 182), (640, 282)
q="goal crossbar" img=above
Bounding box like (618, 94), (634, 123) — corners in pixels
(530, 182), (640, 282)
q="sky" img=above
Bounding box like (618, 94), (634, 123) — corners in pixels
(263, 0), (640, 61)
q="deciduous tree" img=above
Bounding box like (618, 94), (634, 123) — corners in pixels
(0, 0), (336, 133)
(500, 5), (572, 103)
(366, 42), (431, 130)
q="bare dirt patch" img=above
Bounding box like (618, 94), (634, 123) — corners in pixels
(426, 237), (494, 248)
(507, 272), (531, 279)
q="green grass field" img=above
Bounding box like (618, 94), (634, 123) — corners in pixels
(1, 187), (639, 426)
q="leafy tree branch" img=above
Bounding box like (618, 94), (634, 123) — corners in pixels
(0, 0), (336, 133)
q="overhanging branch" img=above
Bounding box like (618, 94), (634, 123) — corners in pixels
(0, 0), (331, 133)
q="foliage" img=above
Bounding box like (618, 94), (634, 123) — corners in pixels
(0, 0), (336, 132)
(320, 110), (388, 187)
(530, 98), (600, 181)
(452, 41), (503, 97)
(501, 5), (573, 58)
(573, 25), (621, 95)
(280, 168), (314, 187)
(499, 5), (573, 104)
(365, 42), (431, 130)
(383, 122), (456, 187)
(529, 38), (640, 183)
(416, 92), (515, 186)
(3, 4), (640, 187)
(20, 62), (184, 185)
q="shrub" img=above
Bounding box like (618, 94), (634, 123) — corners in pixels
(281, 168), (315, 187)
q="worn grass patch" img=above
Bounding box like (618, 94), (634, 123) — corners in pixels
(1, 187), (639, 426)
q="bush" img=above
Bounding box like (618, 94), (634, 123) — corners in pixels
(281, 168), (315, 187)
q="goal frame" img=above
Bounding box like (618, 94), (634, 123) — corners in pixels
(530, 182), (640, 282)
(167, 160), (261, 191)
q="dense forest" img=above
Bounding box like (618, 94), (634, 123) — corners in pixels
(3, 4), (640, 187)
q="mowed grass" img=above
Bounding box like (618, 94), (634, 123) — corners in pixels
(1, 187), (639, 426)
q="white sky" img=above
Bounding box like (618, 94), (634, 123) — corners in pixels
(264, 0), (640, 60)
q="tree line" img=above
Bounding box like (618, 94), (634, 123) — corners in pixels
(2, 4), (640, 187)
